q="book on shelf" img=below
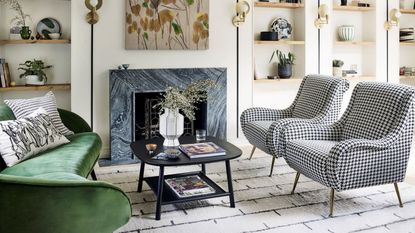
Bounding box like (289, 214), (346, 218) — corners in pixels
(3, 63), (11, 87)
(165, 175), (215, 198)
(179, 142), (226, 159)
(0, 58), (6, 88)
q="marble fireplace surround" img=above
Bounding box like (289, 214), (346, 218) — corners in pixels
(109, 68), (227, 163)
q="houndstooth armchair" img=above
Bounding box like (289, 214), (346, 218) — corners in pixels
(241, 75), (349, 176)
(282, 82), (415, 217)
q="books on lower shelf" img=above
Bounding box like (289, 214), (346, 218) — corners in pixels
(0, 58), (11, 88)
(179, 142), (226, 159)
(165, 175), (215, 198)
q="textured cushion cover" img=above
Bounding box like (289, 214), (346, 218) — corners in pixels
(4, 92), (74, 136)
(0, 108), (69, 167)
(1, 132), (101, 178)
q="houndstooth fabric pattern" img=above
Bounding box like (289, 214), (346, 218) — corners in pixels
(243, 121), (274, 154)
(241, 75), (349, 157)
(283, 82), (415, 191)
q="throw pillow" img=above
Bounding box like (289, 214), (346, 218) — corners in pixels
(0, 108), (70, 167)
(4, 91), (74, 136)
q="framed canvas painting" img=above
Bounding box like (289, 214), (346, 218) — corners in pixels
(126, 0), (209, 50)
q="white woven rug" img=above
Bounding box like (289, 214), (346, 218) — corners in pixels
(96, 147), (415, 233)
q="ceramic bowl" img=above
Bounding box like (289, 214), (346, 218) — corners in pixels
(49, 33), (61, 40)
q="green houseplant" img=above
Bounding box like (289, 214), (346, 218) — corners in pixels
(332, 59), (344, 77)
(155, 80), (215, 147)
(269, 50), (296, 79)
(18, 59), (52, 86)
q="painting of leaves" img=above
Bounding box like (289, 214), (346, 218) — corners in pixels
(126, 0), (209, 50)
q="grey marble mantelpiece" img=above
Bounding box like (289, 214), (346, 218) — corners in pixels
(109, 68), (227, 163)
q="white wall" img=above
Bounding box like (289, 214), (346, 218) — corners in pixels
(71, 0), (253, 157)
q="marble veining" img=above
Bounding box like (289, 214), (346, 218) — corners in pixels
(110, 68), (227, 162)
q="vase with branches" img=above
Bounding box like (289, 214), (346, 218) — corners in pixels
(155, 80), (216, 147)
(0, 0), (31, 39)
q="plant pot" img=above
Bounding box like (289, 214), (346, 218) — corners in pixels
(25, 75), (45, 86)
(159, 108), (184, 147)
(333, 67), (343, 77)
(278, 64), (293, 79)
(20, 26), (31, 40)
(340, 0), (347, 6)
(338, 25), (355, 41)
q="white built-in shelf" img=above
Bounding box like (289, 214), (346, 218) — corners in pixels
(254, 78), (303, 83)
(400, 76), (415, 81)
(0, 39), (71, 45)
(333, 5), (375, 12)
(254, 2), (304, 9)
(335, 41), (375, 46)
(0, 84), (71, 92)
(254, 40), (305, 45)
(400, 41), (415, 46)
(400, 9), (415, 14)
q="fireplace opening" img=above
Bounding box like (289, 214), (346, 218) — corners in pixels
(134, 92), (208, 141)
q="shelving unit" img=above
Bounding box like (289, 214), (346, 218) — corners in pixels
(0, 84), (71, 92)
(254, 2), (304, 9)
(254, 40), (305, 45)
(333, 6), (375, 12)
(400, 9), (415, 14)
(335, 41), (375, 46)
(399, 2), (415, 87)
(0, 39), (71, 45)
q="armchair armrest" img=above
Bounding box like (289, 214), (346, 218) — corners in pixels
(58, 108), (92, 133)
(240, 107), (292, 128)
(0, 175), (131, 233)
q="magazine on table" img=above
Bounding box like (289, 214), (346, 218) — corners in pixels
(165, 175), (215, 198)
(179, 142), (226, 159)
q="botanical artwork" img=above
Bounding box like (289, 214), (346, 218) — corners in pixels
(126, 0), (209, 50)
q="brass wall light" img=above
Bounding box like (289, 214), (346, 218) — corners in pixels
(233, 1), (250, 27)
(85, 0), (103, 24)
(315, 4), (329, 29)
(385, 9), (401, 30)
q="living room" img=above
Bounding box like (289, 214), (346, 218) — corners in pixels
(0, 0), (415, 232)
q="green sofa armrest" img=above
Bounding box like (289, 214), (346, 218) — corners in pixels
(58, 108), (92, 133)
(0, 174), (132, 233)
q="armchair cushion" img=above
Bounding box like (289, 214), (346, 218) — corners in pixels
(286, 140), (339, 186)
(243, 121), (273, 153)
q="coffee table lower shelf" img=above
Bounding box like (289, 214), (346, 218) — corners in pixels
(144, 171), (230, 205)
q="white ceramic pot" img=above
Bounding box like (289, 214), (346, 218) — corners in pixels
(333, 67), (343, 77)
(159, 108), (184, 147)
(338, 25), (355, 41)
(25, 75), (45, 86)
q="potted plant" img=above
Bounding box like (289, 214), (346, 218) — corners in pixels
(332, 59), (344, 77)
(155, 80), (215, 147)
(0, 0), (31, 39)
(269, 50), (295, 79)
(18, 59), (52, 85)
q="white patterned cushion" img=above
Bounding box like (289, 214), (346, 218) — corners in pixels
(4, 91), (73, 136)
(0, 108), (70, 167)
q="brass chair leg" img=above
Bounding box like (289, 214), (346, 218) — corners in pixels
(291, 172), (301, 194)
(394, 183), (404, 208)
(329, 188), (335, 217)
(248, 146), (256, 160)
(269, 156), (276, 177)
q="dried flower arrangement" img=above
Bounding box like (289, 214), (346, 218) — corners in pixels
(155, 80), (216, 121)
(0, 0), (30, 27)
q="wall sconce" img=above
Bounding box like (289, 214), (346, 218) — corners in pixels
(233, 1), (250, 27)
(384, 9), (401, 30)
(85, 0), (103, 24)
(314, 4), (329, 29)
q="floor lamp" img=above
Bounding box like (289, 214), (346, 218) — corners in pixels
(85, 0), (103, 130)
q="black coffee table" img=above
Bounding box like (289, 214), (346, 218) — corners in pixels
(130, 136), (242, 220)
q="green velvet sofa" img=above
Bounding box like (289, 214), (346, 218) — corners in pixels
(0, 105), (131, 233)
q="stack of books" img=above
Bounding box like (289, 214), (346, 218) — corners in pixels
(165, 175), (215, 198)
(0, 58), (12, 88)
(400, 28), (414, 43)
(179, 142), (226, 159)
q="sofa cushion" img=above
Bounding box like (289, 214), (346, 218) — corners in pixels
(0, 108), (70, 167)
(1, 132), (101, 178)
(4, 92), (74, 136)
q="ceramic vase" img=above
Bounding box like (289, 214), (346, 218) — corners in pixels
(338, 25), (355, 41)
(278, 64), (293, 79)
(333, 67), (343, 77)
(20, 26), (31, 40)
(159, 108), (184, 147)
(25, 75), (45, 86)
(341, 0), (347, 6)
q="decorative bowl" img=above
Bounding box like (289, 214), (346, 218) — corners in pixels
(338, 25), (355, 41)
(49, 33), (61, 40)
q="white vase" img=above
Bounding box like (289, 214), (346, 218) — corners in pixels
(333, 67), (343, 77)
(338, 25), (355, 41)
(159, 108), (184, 147)
(25, 75), (45, 86)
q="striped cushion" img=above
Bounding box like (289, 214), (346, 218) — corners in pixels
(4, 92), (74, 136)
